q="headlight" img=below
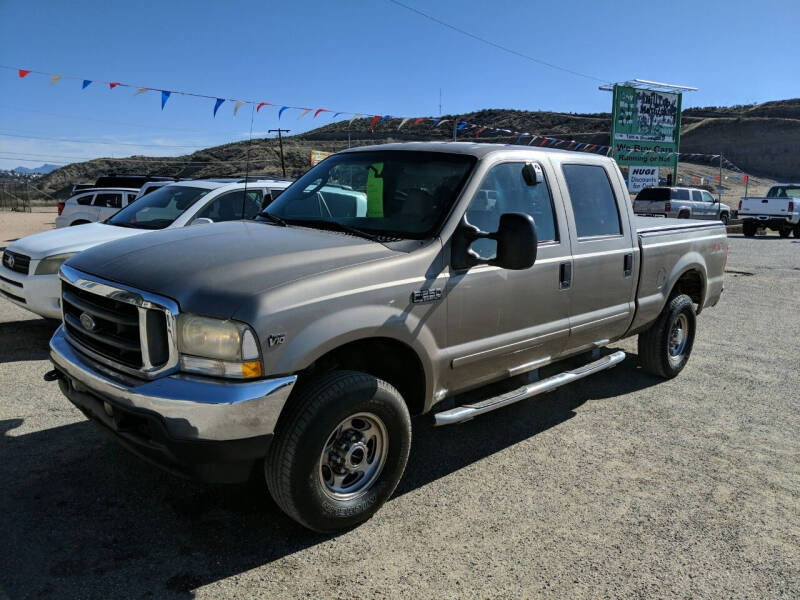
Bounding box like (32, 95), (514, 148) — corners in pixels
(34, 253), (76, 275)
(177, 314), (262, 379)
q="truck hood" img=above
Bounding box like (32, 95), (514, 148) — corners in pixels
(6, 222), (148, 259)
(65, 221), (396, 317)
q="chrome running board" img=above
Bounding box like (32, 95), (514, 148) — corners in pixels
(434, 351), (626, 426)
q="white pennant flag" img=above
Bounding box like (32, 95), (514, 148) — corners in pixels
(349, 113), (361, 125)
(233, 100), (245, 116)
(134, 87), (148, 96)
(298, 108), (312, 119)
(50, 74), (62, 85)
(397, 118), (410, 130)
(435, 119), (450, 127)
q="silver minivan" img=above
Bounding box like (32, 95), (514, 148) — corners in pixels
(634, 186), (730, 224)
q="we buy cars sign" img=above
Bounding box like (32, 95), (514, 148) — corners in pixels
(628, 166), (659, 193)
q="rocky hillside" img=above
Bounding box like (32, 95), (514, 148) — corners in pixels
(35, 99), (800, 199)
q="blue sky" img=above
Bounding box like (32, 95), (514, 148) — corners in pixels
(0, 0), (798, 170)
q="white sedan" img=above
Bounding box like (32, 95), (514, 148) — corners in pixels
(0, 178), (291, 319)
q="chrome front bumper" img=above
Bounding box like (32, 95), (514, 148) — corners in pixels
(50, 326), (296, 442)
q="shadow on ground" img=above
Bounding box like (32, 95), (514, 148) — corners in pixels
(0, 354), (658, 598)
(0, 318), (59, 363)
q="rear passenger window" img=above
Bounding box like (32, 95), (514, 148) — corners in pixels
(94, 193), (122, 209)
(562, 164), (621, 238)
(465, 162), (558, 259)
(672, 189), (690, 201)
(76, 194), (94, 206)
(691, 190), (702, 202)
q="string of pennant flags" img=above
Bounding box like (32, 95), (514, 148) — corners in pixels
(8, 65), (746, 173)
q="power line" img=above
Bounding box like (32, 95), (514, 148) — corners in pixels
(0, 131), (205, 148)
(386, 0), (610, 84)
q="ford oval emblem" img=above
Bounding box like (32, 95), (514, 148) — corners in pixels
(79, 312), (97, 332)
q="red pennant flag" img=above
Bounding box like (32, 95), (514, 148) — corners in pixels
(413, 118), (424, 125)
(256, 102), (271, 112)
(539, 137), (548, 146)
(313, 108), (330, 118)
(475, 127), (487, 137)
(109, 82), (120, 89)
(370, 115), (381, 131)
(18, 69), (31, 78)
(743, 175), (748, 183)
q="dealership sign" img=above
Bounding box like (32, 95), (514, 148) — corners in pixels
(611, 85), (682, 178)
(628, 166), (659, 193)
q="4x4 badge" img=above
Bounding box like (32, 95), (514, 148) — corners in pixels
(411, 288), (442, 304)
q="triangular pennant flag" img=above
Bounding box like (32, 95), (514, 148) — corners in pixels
(528, 136), (538, 145)
(109, 82), (120, 89)
(398, 118), (410, 130)
(298, 108), (312, 119)
(436, 120), (451, 127)
(380, 115), (390, 122)
(457, 121), (468, 130)
(18, 69), (31, 78)
(370, 115), (381, 131)
(50, 74), (62, 85)
(515, 133), (526, 142)
(134, 87), (148, 96)
(414, 118), (424, 125)
(256, 102), (271, 112)
(432, 119), (440, 126)
(233, 100), (245, 116)
(82, 80), (92, 89)
(161, 90), (171, 110)
(279, 106), (289, 119)
(349, 114), (361, 125)
(475, 126), (487, 137)
(332, 112), (343, 119)
(313, 108), (330, 118)
(213, 98), (225, 117)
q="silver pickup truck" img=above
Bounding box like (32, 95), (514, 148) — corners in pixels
(46, 142), (727, 532)
(634, 186), (731, 224)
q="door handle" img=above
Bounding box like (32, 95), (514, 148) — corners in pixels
(559, 262), (572, 289)
(623, 253), (633, 277)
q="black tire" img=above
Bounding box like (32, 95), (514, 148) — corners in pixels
(637, 294), (696, 379)
(742, 221), (756, 237)
(70, 220), (90, 226)
(779, 227), (791, 238)
(719, 213), (729, 226)
(678, 211), (690, 219)
(794, 224), (800, 238)
(265, 370), (411, 532)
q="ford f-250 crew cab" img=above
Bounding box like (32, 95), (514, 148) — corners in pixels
(46, 142), (727, 532)
(738, 184), (800, 238)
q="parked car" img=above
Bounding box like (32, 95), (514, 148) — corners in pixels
(634, 186), (731, 224)
(738, 184), (800, 237)
(56, 188), (141, 228)
(46, 142), (727, 532)
(0, 180), (291, 319)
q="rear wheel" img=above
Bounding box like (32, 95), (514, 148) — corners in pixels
(678, 211), (690, 219)
(638, 294), (696, 379)
(265, 371), (411, 532)
(779, 227), (791, 238)
(794, 224), (800, 238)
(742, 221), (756, 237)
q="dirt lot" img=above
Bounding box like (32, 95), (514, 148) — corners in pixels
(0, 209), (57, 246)
(0, 232), (798, 599)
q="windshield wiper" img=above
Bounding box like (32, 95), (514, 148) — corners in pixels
(259, 212), (287, 227)
(289, 219), (382, 242)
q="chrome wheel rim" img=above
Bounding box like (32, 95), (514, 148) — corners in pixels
(318, 412), (388, 501)
(668, 313), (689, 363)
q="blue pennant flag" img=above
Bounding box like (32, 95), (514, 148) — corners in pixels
(332, 112), (343, 119)
(279, 106), (289, 119)
(82, 80), (92, 89)
(213, 98), (224, 117)
(432, 119), (440, 126)
(161, 90), (171, 110)
(457, 121), (468, 130)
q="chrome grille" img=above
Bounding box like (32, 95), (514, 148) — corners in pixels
(2, 250), (31, 275)
(59, 265), (179, 378)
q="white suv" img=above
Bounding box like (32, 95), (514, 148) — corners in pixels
(1, 179), (292, 319)
(55, 187), (140, 228)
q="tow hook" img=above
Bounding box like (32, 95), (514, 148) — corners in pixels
(43, 369), (63, 382)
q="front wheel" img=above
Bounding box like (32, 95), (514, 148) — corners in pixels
(637, 294), (697, 379)
(265, 371), (411, 532)
(719, 213), (729, 226)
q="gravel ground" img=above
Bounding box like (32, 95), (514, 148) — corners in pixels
(0, 210), (57, 246)
(0, 233), (798, 599)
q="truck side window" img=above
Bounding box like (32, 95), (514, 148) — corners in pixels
(702, 191), (715, 203)
(465, 162), (558, 260)
(562, 164), (622, 238)
(691, 190), (702, 202)
(196, 190), (263, 222)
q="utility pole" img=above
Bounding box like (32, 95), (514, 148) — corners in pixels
(439, 88), (442, 117)
(453, 119), (457, 142)
(718, 153), (723, 220)
(268, 128), (290, 177)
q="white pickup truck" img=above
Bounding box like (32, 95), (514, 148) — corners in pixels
(738, 184), (800, 238)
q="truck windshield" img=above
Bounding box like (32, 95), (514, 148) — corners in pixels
(107, 185), (211, 229)
(766, 185), (800, 198)
(261, 151), (476, 239)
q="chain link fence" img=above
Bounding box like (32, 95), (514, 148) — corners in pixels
(0, 182), (58, 212)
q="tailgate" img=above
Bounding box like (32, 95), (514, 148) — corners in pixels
(740, 197), (791, 217)
(634, 199), (667, 215)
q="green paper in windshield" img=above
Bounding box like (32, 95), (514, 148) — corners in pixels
(366, 163), (384, 217)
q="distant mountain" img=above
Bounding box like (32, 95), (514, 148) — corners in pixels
(12, 163), (60, 175)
